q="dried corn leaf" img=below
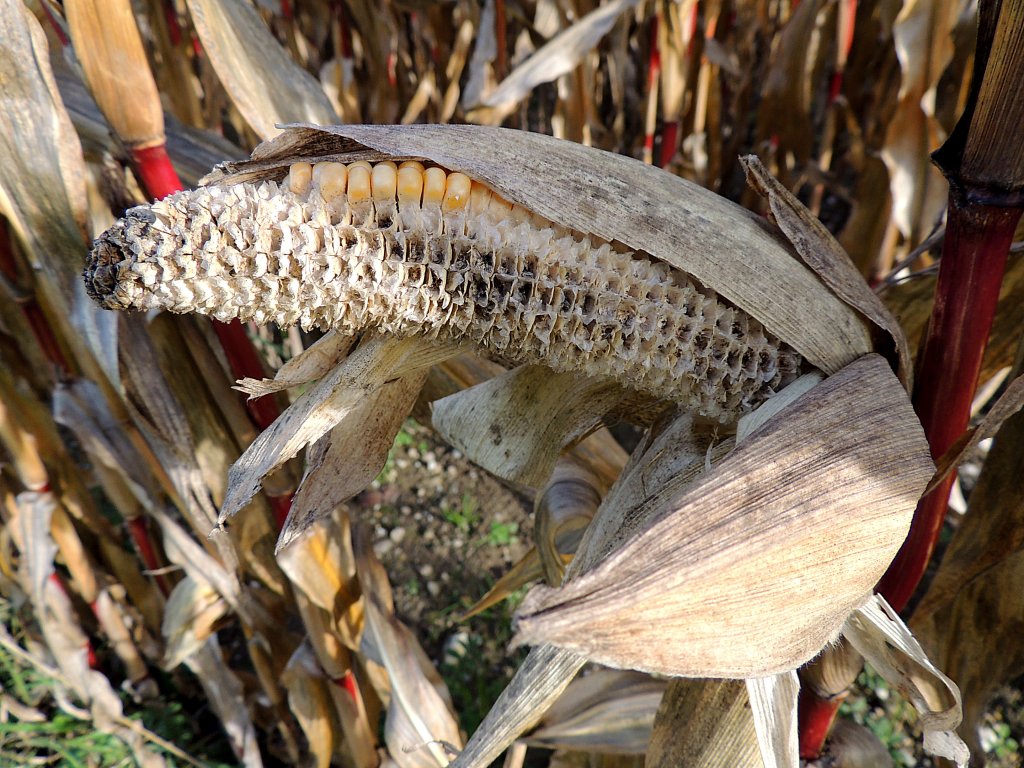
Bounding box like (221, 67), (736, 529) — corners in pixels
(432, 366), (624, 488)
(184, 0), (338, 140)
(12, 491), (167, 768)
(450, 645), (588, 768)
(881, 0), (961, 242)
(843, 595), (968, 767)
(914, 400), (1024, 621)
(353, 526), (462, 767)
(647, 680), (760, 768)
(524, 669), (665, 754)
(882, 251), (1024, 390)
(149, 505), (245, 619)
(52, 379), (160, 505)
(460, 547), (547, 619)
(162, 576), (229, 668)
(467, 0), (641, 123)
(755, 0), (824, 167)
(0, 0), (117, 384)
(186, 638), (264, 767)
(277, 507), (364, 651)
(742, 156), (912, 385)
(213, 124), (873, 375)
(513, 355), (932, 678)
(282, 369), (427, 550)
(910, 404), (1024, 759)
(461, 0), (496, 110)
(281, 643), (337, 768)
(329, 675), (381, 768)
(913, 547), (1024, 763)
(219, 334), (458, 525)
(64, 0), (164, 148)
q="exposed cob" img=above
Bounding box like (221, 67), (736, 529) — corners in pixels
(86, 161), (803, 421)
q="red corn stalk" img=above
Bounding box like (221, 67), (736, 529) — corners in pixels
(800, 0), (1024, 756)
(877, 0), (1024, 613)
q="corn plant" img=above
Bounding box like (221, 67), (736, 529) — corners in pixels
(0, 0), (1022, 767)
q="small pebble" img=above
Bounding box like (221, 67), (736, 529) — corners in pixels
(426, 581), (441, 597)
(374, 539), (394, 557)
(442, 630), (470, 665)
(389, 527), (406, 544)
(419, 564), (435, 578)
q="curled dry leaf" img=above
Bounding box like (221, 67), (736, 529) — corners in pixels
(534, 456), (607, 585)
(512, 355), (932, 678)
(843, 595), (969, 767)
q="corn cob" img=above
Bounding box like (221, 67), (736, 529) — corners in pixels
(86, 161), (803, 420)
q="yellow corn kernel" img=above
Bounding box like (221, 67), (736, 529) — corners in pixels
(312, 162), (347, 202)
(442, 173), (472, 212)
(288, 162), (312, 195)
(348, 165), (371, 203)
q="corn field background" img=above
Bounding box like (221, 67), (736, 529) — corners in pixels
(1, 0), (1023, 766)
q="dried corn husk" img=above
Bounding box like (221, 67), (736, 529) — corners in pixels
(219, 333), (458, 527)
(432, 365), (625, 487)
(647, 680), (760, 768)
(512, 355), (931, 678)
